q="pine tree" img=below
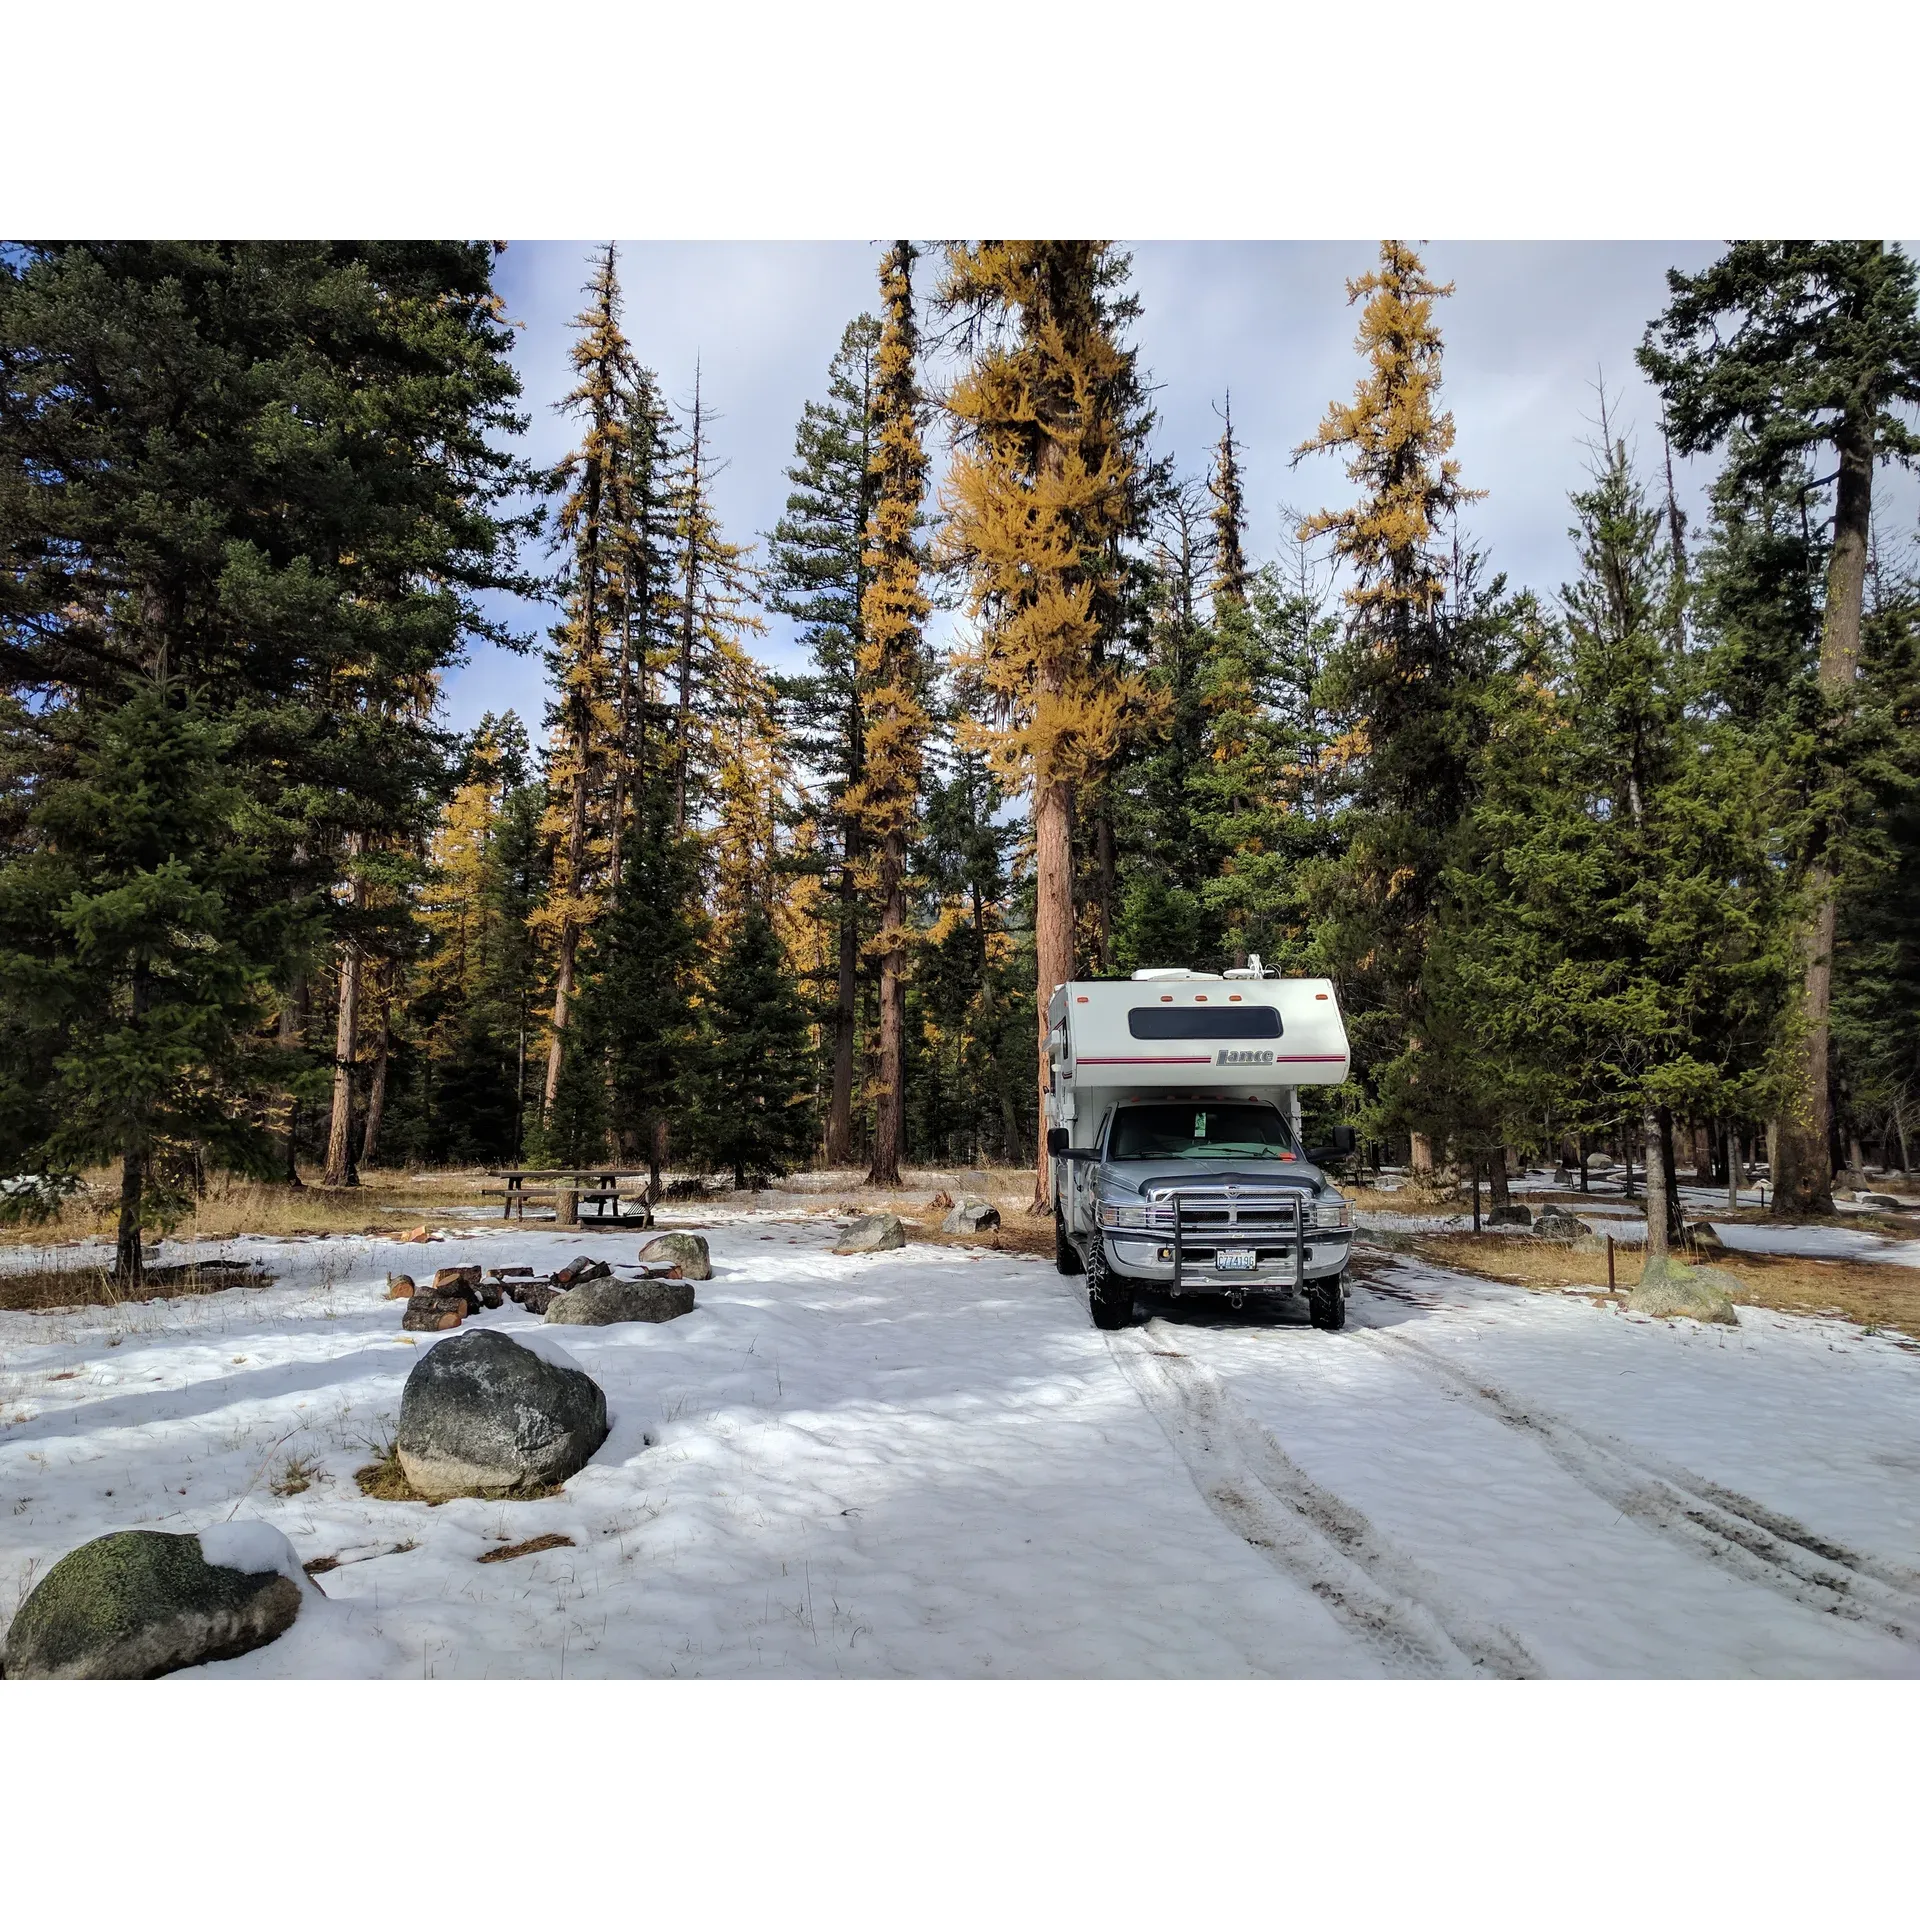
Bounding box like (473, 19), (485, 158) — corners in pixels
(1209, 396), (1250, 612)
(0, 682), (288, 1280)
(686, 905), (815, 1188)
(536, 245), (640, 1122)
(1292, 241), (1486, 1174)
(1640, 241), (1920, 1214)
(768, 314), (881, 1163)
(848, 242), (932, 1186)
(0, 241), (534, 1220)
(937, 242), (1150, 1206)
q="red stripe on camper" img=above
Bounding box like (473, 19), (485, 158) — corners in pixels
(1074, 1056), (1214, 1066)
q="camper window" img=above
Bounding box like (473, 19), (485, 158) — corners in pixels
(1126, 1005), (1282, 1041)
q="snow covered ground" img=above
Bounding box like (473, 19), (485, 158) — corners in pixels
(4, 1214), (1919, 1678)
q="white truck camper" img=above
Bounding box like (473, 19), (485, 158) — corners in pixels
(1046, 963), (1358, 1330)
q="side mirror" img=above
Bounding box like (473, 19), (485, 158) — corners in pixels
(1046, 1127), (1070, 1155)
(1330, 1124), (1357, 1155)
(1309, 1124), (1357, 1160)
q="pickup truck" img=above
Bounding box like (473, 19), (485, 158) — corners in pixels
(1045, 969), (1357, 1331)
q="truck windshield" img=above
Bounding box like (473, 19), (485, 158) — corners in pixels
(1107, 1104), (1296, 1160)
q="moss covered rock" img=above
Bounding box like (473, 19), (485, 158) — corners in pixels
(637, 1232), (711, 1281)
(4, 1529), (302, 1680)
(1633, 1256), (1743, 1325)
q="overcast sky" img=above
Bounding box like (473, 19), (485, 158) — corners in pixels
(446, 240), (1895, 738)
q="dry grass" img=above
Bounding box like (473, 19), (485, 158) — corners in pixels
(0, 1165), (500, 1254)
(476, 1532), (573, 1564)
(353, 1439), (565, 1507)
(0, 1257), (273, 1313)
(1389, 1231), (1920, 1342)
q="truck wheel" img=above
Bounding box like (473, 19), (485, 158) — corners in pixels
(1054, 1213), (1084, 1276)
(1087, 1242), (1135, 1331)
(1308, 1276), (1347, 1331)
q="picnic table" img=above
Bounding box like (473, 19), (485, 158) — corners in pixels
(487, 1167), (654, 1228)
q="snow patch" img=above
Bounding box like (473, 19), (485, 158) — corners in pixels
(506, 1328), (586, 1373)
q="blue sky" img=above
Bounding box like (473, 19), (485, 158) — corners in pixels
(446, 240), (1892, 738)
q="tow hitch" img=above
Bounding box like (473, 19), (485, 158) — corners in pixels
(1226, 1289), (1246, 1310)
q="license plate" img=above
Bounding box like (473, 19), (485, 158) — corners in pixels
(1214, 1248), (1257, 1272)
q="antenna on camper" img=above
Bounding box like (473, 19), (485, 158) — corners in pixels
(1222, 953), (1268, 981)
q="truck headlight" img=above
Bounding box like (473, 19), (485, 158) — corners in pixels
(1099, 1202), (1152, 1228)
(1314, 1200), (1352, 1229)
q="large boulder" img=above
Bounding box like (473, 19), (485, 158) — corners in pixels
(637, 1232), (711, 1282)
(1584, 1152), (1615, 1171)
(1533, 1207), (1593, 1241)
(943, 1198), (1002, 1234)
(1487, 1203), (1533, 1228)
(546, 1276), (696, 1326)
(1633, 1255), (1742, 1325)
(394, 1328), (608, 1500)
(835, 1213), (906, 1254)
(4, 1524), (306, 1679)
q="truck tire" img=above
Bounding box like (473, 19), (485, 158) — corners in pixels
(1307, 1275), (1347, 1331)
(1054, 1212), (1084, 1276)
(1087, 1241), (1135, 1331)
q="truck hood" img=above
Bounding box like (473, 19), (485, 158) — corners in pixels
(1104, 1162), (1325, 1198)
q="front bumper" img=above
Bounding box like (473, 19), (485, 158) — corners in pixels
(1104, 1231), (1353, 1292)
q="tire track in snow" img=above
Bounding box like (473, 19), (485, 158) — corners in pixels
(1368, 1330), (1920, 1643)
(1108, 1328), (1542, 1679)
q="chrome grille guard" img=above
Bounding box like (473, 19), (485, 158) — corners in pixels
(1155, 1184), (1307, 1276)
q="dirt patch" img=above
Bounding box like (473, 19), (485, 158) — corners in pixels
(1397, 1232), (1920, 1343)
(0, 1258), (274, 1313)
(476, 1532), (573, 1564)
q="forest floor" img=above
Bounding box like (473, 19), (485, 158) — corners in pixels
(4, 1189), (1919, 1678)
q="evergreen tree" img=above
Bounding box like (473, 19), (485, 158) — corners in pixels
(1292, 241), (1485, 1174)
(937, 242), (1151, 1206)
(848, 241), (933, 1186)
(0, 682), (291, 1279)
(1640, 241), (1920, 1213)
(768, 314), (881, 1164)
(686, 905), (815, 1188)
(0, 241), (534, 1215)
(536, 245), (640, 1121)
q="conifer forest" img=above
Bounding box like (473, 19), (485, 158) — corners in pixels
(4, 239), (1918, 1283)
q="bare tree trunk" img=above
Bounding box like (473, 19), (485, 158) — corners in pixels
(542, 772), (591, 1118)
(1776, 413), (1871, 1217)
(114, 958), (151, 1286)
(279, 969), (306, 1187)
(1409, 1133), (1433, 1175)
(868, 829), (907, 1188)
(1726, 1121), (1741, 1210)
(1642, 1108), (1671, 1271)
(1488, 1150), (1510, 1211)
(649, 1116), (669, 1203)
(826, 830), (860, 1163)
(1658, 1106), (1683, 1245)
(1032, 765), (1073, 1213)
(359, 977), (391, 1169)
(323, 839), (367, 1188)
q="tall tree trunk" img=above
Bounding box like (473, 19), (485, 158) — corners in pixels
(826, 828), (860, 1163)
(674, 369), (703, 837)
(1488, 1150), (1510, 1211)
(1409, 1132), (1433, 1175)
(1032, 763), (1073, 1212)
(1641, 1107), (1671, 1271)
(323, 837), (366, 1188)
(1775, 412), (1872, 1217)
(279, 968), (306, 1187)
(650, 1116), (669, 1203)
(114, 958), (152, 1286)
(542, 771), (591, 1117)
(1726, 1121), (1741, 1209)
(868, 830), (907, 1187)
(1658, 1106), (1683, 1244)
(359, 977), (391, 1169)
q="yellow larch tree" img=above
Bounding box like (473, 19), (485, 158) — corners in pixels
(937, 241), (1147, 1208)
(847, 240), (932, 1187)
